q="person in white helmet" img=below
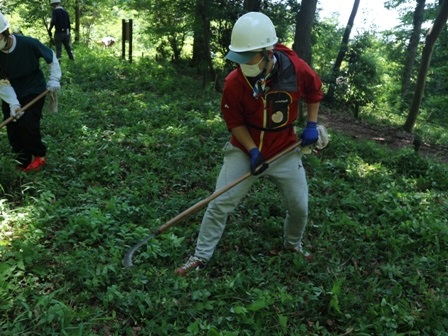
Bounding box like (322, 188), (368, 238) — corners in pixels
(0, 12), (61, 172)
(176, 12), (323, 276)
(49, 0), (74, 60)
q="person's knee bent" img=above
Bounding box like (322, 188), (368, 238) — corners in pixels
(207, 196), (238, 216)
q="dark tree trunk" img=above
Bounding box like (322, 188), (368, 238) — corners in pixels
(325, 0), (360, 102)
(192, 0), (215, 87)
(293, 0), (318, 65)
(292, 0), (318, 125)
(74, 0), (80, 43)
(403, 0), (448, 132)
(401, 0), (426, 106)
(354, 104), (360, 119)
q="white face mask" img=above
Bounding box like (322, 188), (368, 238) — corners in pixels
(240, 57), (264, 77)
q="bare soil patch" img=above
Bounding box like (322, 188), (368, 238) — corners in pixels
(319, 107), (448, 164)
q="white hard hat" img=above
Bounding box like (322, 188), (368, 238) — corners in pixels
(50, 0), (61, 4)
(225, 12), (278, 64)
(0, 13), (10, 34)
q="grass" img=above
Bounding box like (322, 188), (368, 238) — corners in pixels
(0, 46), (447, 335)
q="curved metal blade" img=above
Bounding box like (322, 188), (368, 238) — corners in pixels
(122, 232), (156, 268)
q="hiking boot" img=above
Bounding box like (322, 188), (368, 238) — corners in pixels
(175, 256), (206, 276)
(285, 245), (313, 261)
(21, 156), (46, 172)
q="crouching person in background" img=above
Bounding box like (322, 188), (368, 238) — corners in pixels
(98, 36), (116, 48)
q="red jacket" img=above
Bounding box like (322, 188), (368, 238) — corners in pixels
(221, 43), (323, 159)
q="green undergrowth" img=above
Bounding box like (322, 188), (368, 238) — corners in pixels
(1, 47), (447, 335)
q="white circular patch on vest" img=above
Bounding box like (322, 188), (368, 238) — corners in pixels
(271, 111), (283, 123)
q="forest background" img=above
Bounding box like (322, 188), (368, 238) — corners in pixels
(0, 0), (447, 335)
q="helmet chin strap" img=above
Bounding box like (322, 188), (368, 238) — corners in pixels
(1, 31), (11, 51)
(260, 48), (271, 77)
(252, 50), (276, 99)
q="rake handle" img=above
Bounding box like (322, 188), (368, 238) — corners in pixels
(156, 141), (302, 234)
(0, 89), (50, 129)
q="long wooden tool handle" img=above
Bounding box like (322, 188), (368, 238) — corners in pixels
(0, 89), (50, 129)
(155, 141), (302, 234)
(122, 141), (303, 268)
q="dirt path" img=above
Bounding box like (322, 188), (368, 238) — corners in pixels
(318, 107), (448, 164)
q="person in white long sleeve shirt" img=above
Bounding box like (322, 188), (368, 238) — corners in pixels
(0, 12), (61, 172)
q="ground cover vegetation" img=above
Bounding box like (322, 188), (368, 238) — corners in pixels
(1, 0), (448, 334)
(0, 45), (447, 335)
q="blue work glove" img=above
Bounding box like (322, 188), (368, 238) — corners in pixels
(300, 121), (319, 147)
(249, 148), (269, 175)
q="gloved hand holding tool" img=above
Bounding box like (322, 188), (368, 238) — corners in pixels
(300, 121), (319, 147)
(0, 90), (50, 129)
(10, 104), (22, 121)
(300, 121), (319, 154)
(249, 148), (269, 175)
(0, 81), (21, 122)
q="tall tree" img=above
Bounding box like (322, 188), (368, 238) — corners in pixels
(2, 0), (52, 42)
(403, 0), (448, 132)
(127, 0), (194, 61)
(292, 0), (318, 65)
(325, 0), (361, 102)
(73, 0), (81, 43)
(401, 0), (426, 106)
(290, 0), (318, 124)
(192, 0), (215, 86)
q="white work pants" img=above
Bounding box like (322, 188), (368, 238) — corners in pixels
(194, 142), (309, 261)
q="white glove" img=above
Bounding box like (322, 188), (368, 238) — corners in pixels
(47, 80), (61, 92)
(10, 104), (22, 121)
